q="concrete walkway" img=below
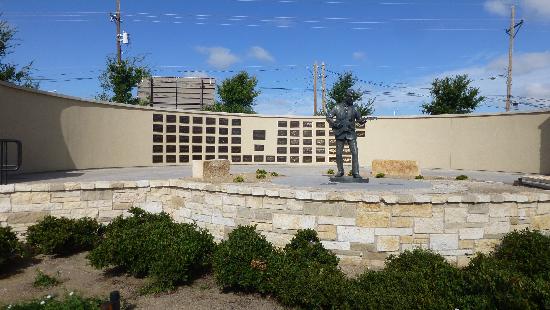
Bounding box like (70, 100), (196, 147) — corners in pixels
(7, 165), (535, 194)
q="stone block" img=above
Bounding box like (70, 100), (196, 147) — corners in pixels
(317, 216), (355, 226)
(392, 204), (432, 217)
(11, 192), (32, 205)
(532, 214), (550, 230)
(374, 228), (413, 236)
(337, 226), (374, 243)
(489, 203), (517, 217)
(295, 190), (312, 200)
(371, 159), (420, 177)
(321, 241), (351, 251)
(81, 190), (113, 201)
(445, 207), (468, 223)
(357, 210), (390, 228)
(474, 239), (499, 253)
(414, 217), (444, 233)
(192, 159), (230, 180)
(392, 217), (414, 228)
(484, 221), (511, 235)
(317, 225), (337, 240)
(376, 236), (400, 252)
(430, 234), (458, 251)
(467, 213), (489, 223)
(7, 211), (48, 224)
(273, 214), (315, 230)
(30, 192), (50, 204)
(0, 197), (11, 212)
(459, 228), (484, 240)
(0, 184), (15, 194)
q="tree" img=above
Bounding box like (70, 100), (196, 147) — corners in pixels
(421, 74), (484, 115)
(97, 56), (150, 105)
(0, 18), (37, 88)
(317, 72), (374, 117)
(204, 71), (260, 114)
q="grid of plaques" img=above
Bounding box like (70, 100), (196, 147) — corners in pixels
(152, 113), (242, 164)
(152, 113), (366, 164)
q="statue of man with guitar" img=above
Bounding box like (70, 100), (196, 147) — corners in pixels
(326, 89), (376, 179)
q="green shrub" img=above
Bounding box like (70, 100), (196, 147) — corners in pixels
(33, 270), (60, 288)
(375, 172), (385, 178)
(2, 294), (102, 310)
(0, 226), (22, 267)
(347, 170), (353, 176)
(212, 225), (274, 293)
(351, 249), (470, 309)
(26, 216), (102, 255)
(269, 230), (349, 308)
(415, 175), (424, 179)
(256, 173), (266, 180)
(464, 253), (550, 309)
(270, 171), (279, 177)
(326, 169), (335, 175)
(256, 169), (267, 175)
(233, 175), (244, 183)
(455, 174), (468, 180)
(493, 229), (550, 280)
(88, 208), (215, 292)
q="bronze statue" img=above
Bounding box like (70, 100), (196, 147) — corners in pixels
(326, 90), (376, 178)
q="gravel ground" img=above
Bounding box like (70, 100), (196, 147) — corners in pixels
(0, 253), (284, 310)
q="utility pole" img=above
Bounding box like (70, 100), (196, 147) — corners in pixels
(313, 62), (318, 115)
(321, 62), (326, 113)
(116, 0), (122, 64)
(505, 5), (515, 112)
(505, 5), (524, 111)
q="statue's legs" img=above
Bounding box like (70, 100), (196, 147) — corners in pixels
(335, 139), (345, 176)
(348, 139), (360, 177)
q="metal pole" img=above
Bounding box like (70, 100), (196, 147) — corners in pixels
(505, 5), (515, 112)
(321, 62), (326, 113)
(116, 0), (122, 64)
(313, 62), (318, 115)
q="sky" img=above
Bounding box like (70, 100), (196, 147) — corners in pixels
(1, 0), (549, 116)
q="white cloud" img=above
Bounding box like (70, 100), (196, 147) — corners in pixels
(248, 46), (275, 62)
(484, 0), (509, 16)
(484, 0), (550, 18)
(196, 46), (240, 69)
(353, 51), (366, 61)
(487, 51), (550, 75)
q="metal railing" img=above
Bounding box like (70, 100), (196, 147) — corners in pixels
(0, 139), (22, 185)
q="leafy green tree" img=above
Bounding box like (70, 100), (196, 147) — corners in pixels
(0, 18), (37, 88)
(318, 72), (374, 117)
(421, 74), (484, 115)
(97, 56), (150, 105)
(204, 71), (260, 114)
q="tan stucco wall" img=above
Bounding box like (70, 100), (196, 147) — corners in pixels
(1, 81), (549, 174)
(0, 82), (153, 173)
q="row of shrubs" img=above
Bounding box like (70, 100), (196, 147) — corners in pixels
(1, 209), (549, 309)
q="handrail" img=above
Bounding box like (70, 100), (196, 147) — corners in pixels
(0, 139), (22, 185)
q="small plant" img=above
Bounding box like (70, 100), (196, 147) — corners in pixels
(415, 175), (424, 179)
(270, 171), (279, 177)
(375, 172), (385, 178)
(256, 169), (267, 175)
(326, 169), (335, 175)
(213, 225), (275, 293)
(88, 208), (215, 293)
(0, 226), (22, 267)
(233, 175), (245, 183)
(455, 174), (468, 180)
(26, 216), (103, 255)
(347, 170), (353, 176)
(3, 293), (102, 309)
(33, 270), (60, 288)
(256, 174), (266, 180)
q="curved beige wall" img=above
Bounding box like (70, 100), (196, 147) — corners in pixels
(1, 81), (549, 174)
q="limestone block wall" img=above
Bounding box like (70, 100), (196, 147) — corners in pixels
(1, 181), (549, 268)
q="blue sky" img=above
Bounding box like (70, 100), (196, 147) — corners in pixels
(1, 0), (549, 115)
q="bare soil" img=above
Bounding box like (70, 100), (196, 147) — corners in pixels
(0, 253), (284, 309)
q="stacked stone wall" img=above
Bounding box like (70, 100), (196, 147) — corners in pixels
(1, 181), (549, 268)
